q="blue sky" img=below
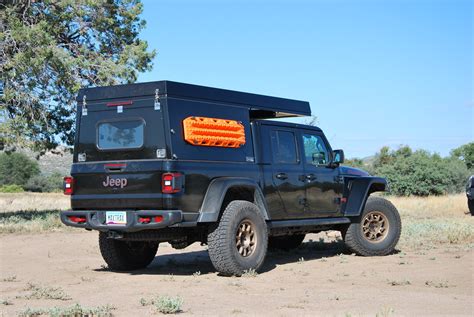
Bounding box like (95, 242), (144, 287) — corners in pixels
(137, 0), (473, 158)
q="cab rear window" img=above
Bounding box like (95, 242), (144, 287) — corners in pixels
(97, 119), (144, 150)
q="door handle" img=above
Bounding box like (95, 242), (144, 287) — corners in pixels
(275, 173), (288, 180)
(306, 174), (317, 181)
(104, 163), (126, 173)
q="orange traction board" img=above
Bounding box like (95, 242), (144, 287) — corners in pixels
(182, 116), (246, 148)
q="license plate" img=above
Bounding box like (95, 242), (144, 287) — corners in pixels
(105, 211), (127, 225)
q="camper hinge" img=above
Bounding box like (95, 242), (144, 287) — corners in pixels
(82, 95), (88, 116)
(154, 89), (161, 110)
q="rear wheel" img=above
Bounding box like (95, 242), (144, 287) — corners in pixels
(207, 200), (268, 276)
(344, 196), (401, 256)
(98, 232), (158, 271)
(268, 234), (305, 251)
(468, 199), (474, 216)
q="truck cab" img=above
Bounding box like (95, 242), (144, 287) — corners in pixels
(61, 81), (401, 276)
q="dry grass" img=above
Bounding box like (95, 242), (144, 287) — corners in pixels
(0, 193), (70, 213)
(389, 194), (474, 250)
(389, 194), (469, 219)
(24, 282), (71, 301)
(0, 210), (66, 234)
(0, 193), (70, 233)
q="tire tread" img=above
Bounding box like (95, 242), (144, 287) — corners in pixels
(207, 200), (267, 275)
(344, 196), (401, 256)
(98, 232), (158, 271)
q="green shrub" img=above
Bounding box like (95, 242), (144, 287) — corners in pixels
(24, 172), (63, 193)
(154, 296), (183, 314)
(19, 303), (115, 317)
(0, 184), (25, 193)
(345, 145), (470, 197)
(343, 158), (365, 170)
(0, 152), (39, 187)
(451, 142), (474, 169)
(374, 149), (470, 196)
(140, 295), (183, 314)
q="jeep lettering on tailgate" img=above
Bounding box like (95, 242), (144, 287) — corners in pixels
(103, 176), (128, 188)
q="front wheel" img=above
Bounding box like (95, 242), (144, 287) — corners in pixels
(207, 200), (268, 276)
(468, 199), (474, 216)
(98, 232), (158, 271)
(344, 196), (401, 256)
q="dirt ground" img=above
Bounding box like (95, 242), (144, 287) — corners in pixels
(1, 231), (472, 316)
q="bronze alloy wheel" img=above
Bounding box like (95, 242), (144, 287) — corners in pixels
(361, 211), (390, 243)
(208, 200), (268, 275)
(235, 219), (257, 257)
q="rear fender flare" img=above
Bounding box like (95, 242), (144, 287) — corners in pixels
(344, 177), (388, 217)
(197, 177), (269, 222)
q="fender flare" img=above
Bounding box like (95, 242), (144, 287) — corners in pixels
(344, 177), (388, 217)
(197, 177), (270, 222)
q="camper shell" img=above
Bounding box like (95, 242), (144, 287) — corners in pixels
(61, 81), (401, 276)
(67, 81), (312, 221)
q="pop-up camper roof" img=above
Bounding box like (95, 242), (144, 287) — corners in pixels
(77, 80), (311, 119)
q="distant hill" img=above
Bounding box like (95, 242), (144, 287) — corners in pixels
(20, 147), (73, 176)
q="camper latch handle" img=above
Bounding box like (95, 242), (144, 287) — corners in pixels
(82, 95), (88, 116)
(154, 89), (161, 110)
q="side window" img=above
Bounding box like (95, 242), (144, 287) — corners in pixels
(271, 130), (298, 164)
(303, 134), (329, 166)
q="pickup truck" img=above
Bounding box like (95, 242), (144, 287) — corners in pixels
(61, 81), (401, 276)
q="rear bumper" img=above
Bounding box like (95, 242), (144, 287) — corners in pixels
(60, 210), (192, 232)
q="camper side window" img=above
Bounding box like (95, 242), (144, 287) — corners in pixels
(97, 119), (145, 150)
(271, 130), (298, 164)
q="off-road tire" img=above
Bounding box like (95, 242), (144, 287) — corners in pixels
(344, 196), (401, 256)
(268, 234), (305, 251)
(207, 200), (268, 276)
(468, 199), (474, 216)
(98, 232), (158, 271)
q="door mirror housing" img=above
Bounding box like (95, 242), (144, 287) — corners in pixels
(312, 152), (327, 165)
(332, 149), (344, 166)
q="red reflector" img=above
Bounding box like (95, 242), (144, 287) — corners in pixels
(162, 173), (183, 194)
(138, 217), (151, 224)
(154, 216), (163, 223)
(106, 100), (133, 107)
(64, 176), (74, 195)
(341, 197), (347, 203)
(68, 216), (86, 223)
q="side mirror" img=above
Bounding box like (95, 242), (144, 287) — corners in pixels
(312, 152), (327, 165)
(332, 149), (344, 165)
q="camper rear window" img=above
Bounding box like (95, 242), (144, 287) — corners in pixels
(97, 119), (144, 150)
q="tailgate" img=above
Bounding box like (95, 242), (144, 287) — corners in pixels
(70, 160), (165, 210)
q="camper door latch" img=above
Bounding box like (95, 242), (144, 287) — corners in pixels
(82, 95), (88, 116)
(154, 89), (161, 110)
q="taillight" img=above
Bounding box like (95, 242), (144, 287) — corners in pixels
(162, 173), (183, 194)
(68, 215), (86, 223)
(138, 215), (163, 224)
(64, 176), (74, 195)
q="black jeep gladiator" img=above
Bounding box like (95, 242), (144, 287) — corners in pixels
(61, 81), (401, 275)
